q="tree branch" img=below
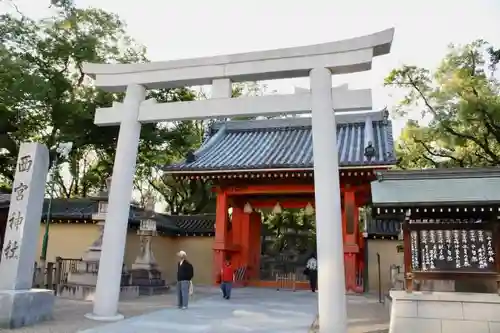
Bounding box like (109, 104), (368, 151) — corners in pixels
(413, 136), (465, 167)
(404, 72), (500, 164)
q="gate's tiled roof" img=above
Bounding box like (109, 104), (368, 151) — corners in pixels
(165, 214), (216, 235)
(163, 114), (396, 173)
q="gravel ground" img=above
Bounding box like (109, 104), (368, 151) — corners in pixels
(309, 294), (390, 333)
(0, 287), (218, 333)
(0, 289), (388, 333)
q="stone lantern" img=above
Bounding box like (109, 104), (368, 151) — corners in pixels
(61, 177), (139, 300)
(129, 192), (169, 295)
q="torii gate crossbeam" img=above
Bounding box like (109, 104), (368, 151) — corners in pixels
(82, 28), (394, 333)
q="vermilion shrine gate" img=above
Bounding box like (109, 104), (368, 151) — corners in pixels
(163, 112), (396, 291)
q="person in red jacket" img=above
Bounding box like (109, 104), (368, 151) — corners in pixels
(220, 257), (234, 300)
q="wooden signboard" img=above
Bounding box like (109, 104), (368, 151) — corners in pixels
(402, 216), (500, 293)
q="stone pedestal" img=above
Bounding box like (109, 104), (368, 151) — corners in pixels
(129, 234), (169, 295)
(0, 289), (55, 328)
(60, 221), (139, 301)
(129, 268), (169, 295)
(389, 290), (500, 333)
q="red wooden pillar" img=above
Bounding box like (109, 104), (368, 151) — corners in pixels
(248, 212), (261, 280)
(228, 208), (261, 283)
(231, 207), (244, 269)
(213, 191), (229, 285)
(342, 188), (361, 292)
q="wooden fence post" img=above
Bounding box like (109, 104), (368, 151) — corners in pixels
(46, 262), (54, 291)
(32, 261), (38, 287)
(54, 257), (63, 295)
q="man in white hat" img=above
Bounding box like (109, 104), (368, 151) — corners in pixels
(176, 250), (194, 309)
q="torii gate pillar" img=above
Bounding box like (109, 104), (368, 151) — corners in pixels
(84, 84), (146, 321)
(311, 67), (347, 331)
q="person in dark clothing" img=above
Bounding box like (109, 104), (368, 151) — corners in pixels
(176, 250), (194, 309)
(304, 253), (318, 292)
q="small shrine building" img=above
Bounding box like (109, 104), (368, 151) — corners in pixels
(163, 109), (397, 291)
(371, 168), (500, 331)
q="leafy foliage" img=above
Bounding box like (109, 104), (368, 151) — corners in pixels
(0, 0), (200, 202)
(1, 0), (299, 217)
(263, 210), (316, 253)
(1, 0), (143, 188)
(385, 40), (500, 169)
(143, 84), (266, 214)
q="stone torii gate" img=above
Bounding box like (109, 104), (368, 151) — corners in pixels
(82, 28), (394, 333)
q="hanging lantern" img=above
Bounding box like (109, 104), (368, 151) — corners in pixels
(304, 202), (315, 216)
(243, 202), (253, 214)
(272, 202), (283, 214)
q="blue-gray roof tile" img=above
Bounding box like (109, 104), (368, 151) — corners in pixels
(164, 116), (397, 172)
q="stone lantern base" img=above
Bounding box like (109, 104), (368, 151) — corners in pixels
(60, 259), (139, 301)
(129, 267), (170, 296)
(129, 231), (169, 295)
(59, 224), (139, 301)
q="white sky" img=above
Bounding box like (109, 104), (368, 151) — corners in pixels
(2, 0), (499, 136)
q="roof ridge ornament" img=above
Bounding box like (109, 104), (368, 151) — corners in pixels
(185, 151), (196, 163)
(364, 115), (376, 161)
(364, 142), (376, 161)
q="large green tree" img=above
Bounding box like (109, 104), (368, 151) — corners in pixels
(0, 0), (145, 190)
(1, 0), (293, 214)
(385, 40), (500, 169)
(0, 0), (197, 197)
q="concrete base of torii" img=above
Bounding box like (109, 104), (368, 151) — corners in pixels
(0, 289), (55, 329)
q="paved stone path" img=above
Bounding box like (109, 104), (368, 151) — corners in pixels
(345, 295), (390, 333)
(309, 295), (390, 333)
(80, 288), (317, 333)
(0, 287), (217, 333)
(0, 288), (389, 333)
(79, 289), (389, 333)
